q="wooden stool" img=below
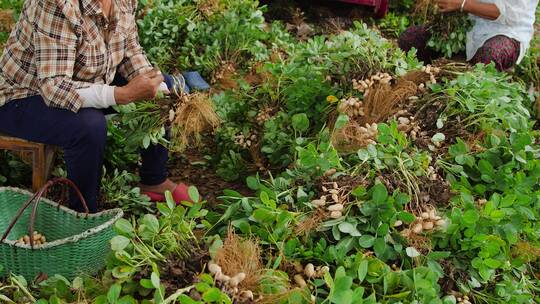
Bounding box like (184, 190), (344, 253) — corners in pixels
(0, 135), (56, 192)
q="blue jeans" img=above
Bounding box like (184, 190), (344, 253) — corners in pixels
(0, 74), (169, 212)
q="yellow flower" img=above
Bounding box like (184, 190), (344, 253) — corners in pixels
(326, 95), (338, 103)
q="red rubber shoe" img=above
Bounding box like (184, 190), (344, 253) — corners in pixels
(142, 183), (194, 204)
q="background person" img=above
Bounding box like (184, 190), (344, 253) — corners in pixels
(398, 0), (539, 71)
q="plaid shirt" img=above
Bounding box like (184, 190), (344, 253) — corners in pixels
(0, 0), (152, 112)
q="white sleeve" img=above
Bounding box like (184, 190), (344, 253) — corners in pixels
(77, 84), (117, 108)
(159, 82), (170, 94)
(78, 82), (170, 108)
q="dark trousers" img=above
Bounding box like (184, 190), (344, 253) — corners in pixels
(0, 76), (168, 213)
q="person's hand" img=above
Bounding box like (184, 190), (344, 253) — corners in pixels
(436, 0), (463, 13)
(115, 69), (164, 104)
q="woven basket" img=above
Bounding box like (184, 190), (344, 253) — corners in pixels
(0, 178), (124, 280)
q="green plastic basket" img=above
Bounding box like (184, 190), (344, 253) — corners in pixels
(0, 178), (124, 280)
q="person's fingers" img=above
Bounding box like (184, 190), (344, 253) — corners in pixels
(144, 69), (158, 78)
(148, 69), (164, 81)
(150, 74), (164, 83)
(150, 74), (164, 87)
(151, 68), (163, 78)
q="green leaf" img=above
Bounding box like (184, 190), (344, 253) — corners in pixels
(462, 210), (479, 225)
(72, 277), (84, 290)
(351, 186), (367, 198)
(140, 279), (154, 289)
(118, 296), (137, 304)
(371, 184), (388, 204)
(107, 284), (122, 304)
(373, 238), (387, 257)
(142, 214), (160, 234)
(483, 258), (502, 269)
(49, 295), (61, 304)
(357, 149), (369, 162)
(208, 237), (223, 259)
(202, 287), (223, 302)
(188, 186), (200, 203)
(394, 193), (410, 206)
(358, 260), (368, 283)
(246, 176), (259, 190)
(112, 266), (134, 279)
(291, 113), (309, 132)
(442, 295), (457, 304)
(251, 208), (275, 224)
(94, 295), (108, 304)
(335, 114), (350, 129)
(332, 225), (342, 241)
(338, 222), (361, 236)
(114, 218), (134, 237)
(178, 294), (199, 304)
(376, 223), (389, 236)
(331, 267), (353, 304)
(358, 235), (375, 248)
(272, 255), (283, 270)
(142, 135), (151, 149)
(478, 265), (494, 281)
(397, 211), (415, 223)
(151, 272), (161, 289)
(165, 191), (176, 209)
(110, 236), (130, 251)
(426, 251), (451, 260)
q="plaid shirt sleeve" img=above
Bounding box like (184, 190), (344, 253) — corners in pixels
(117, 0), (153, 81)
(33, 0), (87, 112)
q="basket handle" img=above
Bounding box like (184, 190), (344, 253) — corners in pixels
(0, 178), (89, 249)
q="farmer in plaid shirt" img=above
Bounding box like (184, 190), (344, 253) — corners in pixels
(0, 0), (193, 212)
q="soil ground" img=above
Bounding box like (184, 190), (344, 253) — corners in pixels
(168, 148), (253, 206)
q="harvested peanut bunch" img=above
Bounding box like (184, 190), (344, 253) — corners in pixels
(211, 61), (237, 84)
(410, 124), (422, 141)
(15, 231), (47, 246)
(291, 261), (330, 288)
(256, 106), (274, 125)
(394, 113), (421, 140)
(324, 168), (337, 177)
(401, 208), (446, 237)
(208, 261), (254, 303)
(360, 123), (378, 145)
(420, 64), (441, 87)
(476, 198), (487, 206)
(426, 166), (438, 181)
(457, 295), (472, 304)
(353, 72), (393, 95)
(337, 97), (365, 117)
(310, 181), (351, 219)
(234, 133), (258, 149)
